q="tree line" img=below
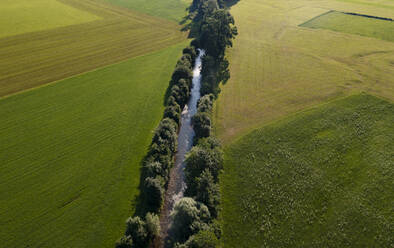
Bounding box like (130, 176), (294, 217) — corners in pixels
(167, 0), (237, 247)
(116, 0), (237, 246)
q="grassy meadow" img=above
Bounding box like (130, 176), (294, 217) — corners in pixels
(103, 0), (191, 22)
(0, 0), (100, 38)
(220, 94), (394, 247)
(214, 0), (394, 143)
(0, 0), (186, 97)
(301, 11), (394, 42)
(0, 41), (188, 248)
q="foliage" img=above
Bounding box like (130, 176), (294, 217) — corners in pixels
(195, 170), (220, 218)
(115, 235), (133, 248)
(192, 112), (212, 139)
(170, 198), (212, 244)
(144, 177), (164, 211)
(179, 230), (219, 248)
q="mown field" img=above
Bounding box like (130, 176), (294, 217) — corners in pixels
(301, 11), (394, 42)
(0, 0), (186, 97)
(0, 0), (99, 38)
(103, 0), (190, 22)
(0, 41), (188, 248)
(220, 94), (394, 247)
(214, 0), (394, 143)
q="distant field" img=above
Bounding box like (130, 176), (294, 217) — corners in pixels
(0, 42), (188, 248)
(214, 0), (394, 143)
(0, 0), (99, 38)
(0, 0), (186, 97)
(221, 94), (394, 247)
(301, 11), (394, 42)
(103, 0), (191, 22)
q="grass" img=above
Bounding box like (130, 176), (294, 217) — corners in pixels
(0, 41), (188, 248)
(103, 0), (191, 22)
(0, 0), (186, 97)
(301, 11), (394, 42)
(220, 94), (394, 247)
(0, 0), (100, 38)
(213, 0), (394, 144)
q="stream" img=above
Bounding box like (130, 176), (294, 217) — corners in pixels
(157, 49), (205, 247)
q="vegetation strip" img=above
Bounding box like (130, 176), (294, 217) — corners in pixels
(115, 0), (238, 247)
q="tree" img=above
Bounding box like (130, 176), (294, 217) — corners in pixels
(181, 230), (219, 248)
(195, 169), (220, 217)
(170, 198), (211, 244)
(125, 216), (148, 247)
(164, 104), (181, 125)
(145, 212), (160, 238)
(197, 94), (214, 113)
(185, 145), (223, 196)
(192, 112), (211, 139)
(144, 177), (164, 211)
(115, 235), (133, 248)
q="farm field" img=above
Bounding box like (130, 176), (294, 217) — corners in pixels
(220, 94), (394, 247)
(214, 0), (394, 143)
(0, 0), (186, 97)
(103, 0), (191, 22)
(0, 41), (188, 248)
(301, 11), (394, 42)
(0, 0), (100, 38)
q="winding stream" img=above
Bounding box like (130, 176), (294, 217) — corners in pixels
(158, 49), (205, 247)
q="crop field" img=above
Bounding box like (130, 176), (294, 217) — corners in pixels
(0, 42), (188, 248)
(220, 94), (394, 247)
(301, 11), (394, 42)
(214, 0), (394, 143)
(103, 0), (191, 22)
(0, 0), (187, 97)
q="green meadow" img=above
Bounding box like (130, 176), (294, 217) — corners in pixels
(0, 0), (99, 38)
(214, 0), (394, 144)
(301, 11), (394, 42)
(0, 42), (188, 248)
(103, 0), (191, 22)
(221, 94), (394, 247)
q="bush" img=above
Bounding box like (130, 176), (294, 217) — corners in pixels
(144, 177), (164, 211)
(115, 235), (133, 248)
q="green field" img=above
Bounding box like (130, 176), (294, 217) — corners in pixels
(214, 0), (394, 143)
(301, 11), (394, 42)
(220, 94), (394, 247)
(0, 41), (188, 248)
(0, 0), (100, 38)
(0, 0), (186, 97)
(103, 0), (191, 22)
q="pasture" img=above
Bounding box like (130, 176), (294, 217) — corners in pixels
(0, 0), (99, 38)
(214, 0), (394, 143)
(301, 11), (394, 42)
(0, 42), (188, 248)
(0, 0), (186, 97)
(220, 94), (394, 247)
(103, 0), (191, 22)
